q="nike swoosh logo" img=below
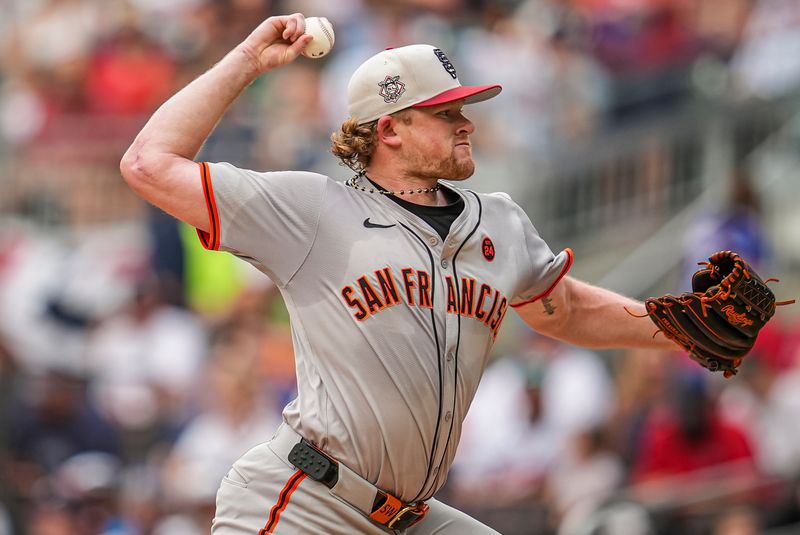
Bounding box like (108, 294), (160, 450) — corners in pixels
(363, 218), (396, 229)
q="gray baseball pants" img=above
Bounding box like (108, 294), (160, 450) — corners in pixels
(212, 424), (500, 534)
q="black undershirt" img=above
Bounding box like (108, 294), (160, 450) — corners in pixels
(367, 178), (465, 240)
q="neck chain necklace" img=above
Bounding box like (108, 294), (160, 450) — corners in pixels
(345, 174), (441, 196)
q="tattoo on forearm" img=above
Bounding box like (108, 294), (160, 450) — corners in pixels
(542, 297), (556, 316)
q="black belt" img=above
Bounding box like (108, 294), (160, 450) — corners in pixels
(287, 437), (429, 531)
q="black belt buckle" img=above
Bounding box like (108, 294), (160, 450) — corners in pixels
(288, 439), (339, 488)
(387, 502), (429, 530)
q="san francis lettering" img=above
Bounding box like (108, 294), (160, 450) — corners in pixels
(340, 266), (509, 340)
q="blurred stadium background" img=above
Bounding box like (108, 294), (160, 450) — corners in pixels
(1, 0), (799, 533)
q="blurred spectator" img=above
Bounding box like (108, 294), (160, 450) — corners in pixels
(544, 427), (625, 530)
(12, 0), (101, 73)
(459, 2), (611, 161)
(47, 451), (127, 534)
(113, 464), (163, 535)
(0, 221), (150, 375)
(626, 372), (771, 534)
(3, 370), (120, 498)
(547, 28), (612, 146)
(85, 25), (177, 115)
(557, 500), (655, 535)
(255, 63), (331, 171)
(84, 275), (207, 438)
(682, 167), (768, 287)
(575, 1), (703, 120)
(631, 373), (758, 499)
(750, 360), (800, 476)
(161, 325), (281, 510)
(607, 348), (673, 473)
(537, 338), (615, 443)
(147, 205), (186, 308)
(0, 79), (48, 147)
(451, 337), (614, 507)
(731, 0), (800, 100)
(715, 331), (800, 479)
(589, 3), (700, 74)
(450, 356), (554, 506)
(6, 0), (104, 120)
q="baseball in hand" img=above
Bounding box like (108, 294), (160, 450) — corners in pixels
(302, 17), (335, 59)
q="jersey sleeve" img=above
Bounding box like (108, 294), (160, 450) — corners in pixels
(504, 199), (573, 308)
(196, 161), (327, 287)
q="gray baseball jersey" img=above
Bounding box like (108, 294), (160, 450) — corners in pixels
(197, 162), (572, 520)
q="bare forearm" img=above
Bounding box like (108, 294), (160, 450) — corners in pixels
(124, 14), (312, 163)
(563, 281), (675, 349)
(126, 46), (260, 162)
(519, 277), (677, 350)
(118, 14), (312, 229)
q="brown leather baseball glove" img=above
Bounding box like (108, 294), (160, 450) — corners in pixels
(644, 251), (794, 377)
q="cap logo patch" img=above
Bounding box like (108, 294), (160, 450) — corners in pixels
(433, 49), (457, 79)
(482, 237), (495, 261)
(378, 75), (406, 103)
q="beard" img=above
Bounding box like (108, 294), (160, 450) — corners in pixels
(407, 147), (475, 181)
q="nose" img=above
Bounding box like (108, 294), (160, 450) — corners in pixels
(456, 113), (475, 136)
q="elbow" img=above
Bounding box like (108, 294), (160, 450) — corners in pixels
(120, 145), (144, 186)
(120, 144), (159, 195)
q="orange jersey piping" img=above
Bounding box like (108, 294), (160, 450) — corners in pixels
(196, 162), (221, 251)
(511, 247), (574, 308)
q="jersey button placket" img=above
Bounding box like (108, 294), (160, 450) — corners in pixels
(433, 250), (456, 489)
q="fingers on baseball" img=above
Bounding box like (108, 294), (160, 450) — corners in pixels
(282, 13), (305, 42)
(286, 35), (313, 60)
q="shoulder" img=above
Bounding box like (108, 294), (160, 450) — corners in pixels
(449, 185), (523, 215)
(267, 170), (333, 185)
(479, 190), (517, 207)
(208, 163), (331, 185)
(272, 171), (333, 194)
(450, 185), (516, 205)
(205, 164), (336, 201)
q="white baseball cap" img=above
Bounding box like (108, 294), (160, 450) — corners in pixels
(347, 44), (502, 125)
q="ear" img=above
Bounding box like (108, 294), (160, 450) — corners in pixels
(376, 115), (403, 148)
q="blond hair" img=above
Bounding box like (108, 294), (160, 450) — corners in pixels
(330, 111), (413, 172)
(330, 118), (378, 173)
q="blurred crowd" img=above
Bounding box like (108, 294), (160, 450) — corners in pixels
(2, 0), (799, 166)
(1, 0), (800, 534)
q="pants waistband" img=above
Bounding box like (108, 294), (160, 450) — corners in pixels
(268, 423), (382, 516)
(268, 423), (429, 531)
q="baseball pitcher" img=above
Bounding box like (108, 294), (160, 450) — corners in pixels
(120, 13), (791, 534)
